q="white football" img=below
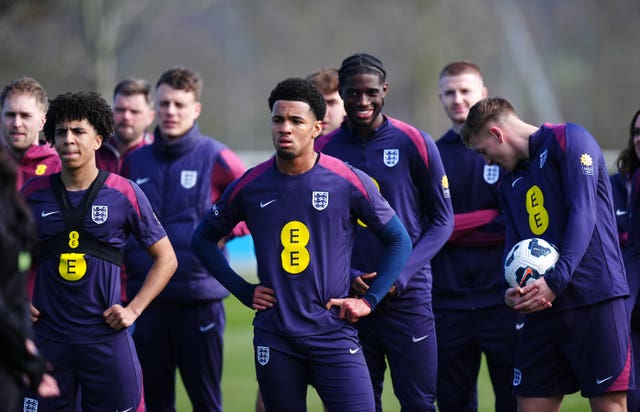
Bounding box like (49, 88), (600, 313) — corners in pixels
(504, 238), (559, 288)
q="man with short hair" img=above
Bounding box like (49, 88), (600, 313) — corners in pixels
(307, 67), (346, 136)
(432, 61), (517, 412)
(122, 66), (248, 411)
(21, 90), (177, 411)
(192, 77), (411, 411)
(96, 77), (155, 174)
(461, 96), (631, 412)
(316, 53), (454, 411)
(2, 77), (62, 298)
(0, 77), (60, 189)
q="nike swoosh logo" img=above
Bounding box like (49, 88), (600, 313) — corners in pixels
(349, 348), (360, 354)
(135, 177), (150, 185)
(117, 408), (133, 412)
(596, 376), (613, 385)
(412, 335), (429, 343)
(515, 322), (525, 330)
(199, 322), (216, 332)
(616, 209), (628, 216)
(41, 210), (60, 218)
(512, 177), (524, 188)
(260, 199), (277, 208)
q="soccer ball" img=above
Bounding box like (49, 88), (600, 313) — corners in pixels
(504, 238), (559, 288)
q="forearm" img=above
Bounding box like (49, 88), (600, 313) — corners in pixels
(126, 237), (177, 317)
(191, 222), (256, 307)
(363, 215), (412, 309)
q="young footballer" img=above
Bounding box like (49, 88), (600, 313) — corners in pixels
(315, 53), (454, 411)
(21, 90), (177, 411)
(192, 77), (412, 411)
(461, 96), (631, 412)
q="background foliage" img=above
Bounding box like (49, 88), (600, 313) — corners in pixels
(1, 0), (639, 153)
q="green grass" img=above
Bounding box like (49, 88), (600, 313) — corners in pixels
(175, 296), (591, 411)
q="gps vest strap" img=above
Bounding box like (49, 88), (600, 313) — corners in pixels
(37, 170), (123, 265)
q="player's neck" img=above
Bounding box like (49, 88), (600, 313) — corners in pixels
(113, 134), (143, 155)
(60, 165), (100, 191)
(276, 152), (318, 175)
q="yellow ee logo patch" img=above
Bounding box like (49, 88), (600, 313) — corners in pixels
(280, 221), (310, 275)
(525, 185), (549, 235)
(59, 253), (87, 281)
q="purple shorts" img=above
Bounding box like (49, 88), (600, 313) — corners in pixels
(31, 332), (144, 411)
(254, 326), (374, 411)
(514, 297), (632, 398)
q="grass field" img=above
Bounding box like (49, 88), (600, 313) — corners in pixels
(173, 296), (591, 411)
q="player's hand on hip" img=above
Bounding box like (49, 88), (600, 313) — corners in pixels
(103, 304), (136, 330)
(351, 272), (376, 296)
(253, 285), (276, 311)
(325, 297), (372, 323)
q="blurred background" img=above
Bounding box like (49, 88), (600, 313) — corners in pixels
(1, 0), (638, 164)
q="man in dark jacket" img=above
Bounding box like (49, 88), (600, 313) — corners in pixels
(122, 66), (248, 412)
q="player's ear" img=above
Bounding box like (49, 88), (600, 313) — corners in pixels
(312, 119), (322, 139)
(489, 126), (503, 143)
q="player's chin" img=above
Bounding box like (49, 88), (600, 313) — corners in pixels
(276, 148), (295, 160)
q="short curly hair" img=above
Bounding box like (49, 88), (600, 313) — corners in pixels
(268, 78), (326, 121)
(43, 91), (114, 145)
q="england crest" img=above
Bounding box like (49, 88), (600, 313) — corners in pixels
(24, 397), (39, 412)
(483, 165), (500, 184)
(513, 368), (522, 386)
(257, 346), (270, 366)
(383, 149), (399, 167)
(312, 191), (329, 211)
(180, 170), (198, 189)
(91, 205), (108, 224)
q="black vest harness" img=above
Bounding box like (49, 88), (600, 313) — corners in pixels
(37, 170), (123, 265)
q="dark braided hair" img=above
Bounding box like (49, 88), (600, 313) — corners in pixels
(268, 78), (326, 121)
(43, 91), (114, 144)
(338, 53), (386, 87)
(615, 109), (640, 177)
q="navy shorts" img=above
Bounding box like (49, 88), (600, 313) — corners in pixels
(513, 297), (632, 398)
(29, 332), (143, 411)
(254, 326), (374, 412)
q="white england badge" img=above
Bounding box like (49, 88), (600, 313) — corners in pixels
(257, 346), (270, 366)
(383, 149), (399, 167)
(180, 170), (198, 189)
(91, 205), (108, 224)
(483, 165), (500, 184)
(312, 191), (329, 211)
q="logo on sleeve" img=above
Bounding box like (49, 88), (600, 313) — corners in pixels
(312, 191), (329, 211)
(441, 175), (451, 198)
(539, 149), (548, 168)
(180, 170), (198, 189)
(580, 153), (594, 175)
(383, 149), (399, 167)
(483, 165), (500, 184)
(91, 205), (108, 224)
